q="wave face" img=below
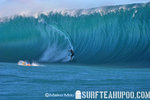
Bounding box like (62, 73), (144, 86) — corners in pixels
(0, 2), (150, 64)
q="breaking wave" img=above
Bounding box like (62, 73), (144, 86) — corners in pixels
(0, 2), (150, 64)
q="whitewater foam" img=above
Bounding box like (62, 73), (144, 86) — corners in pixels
(0, 2), (148, 22)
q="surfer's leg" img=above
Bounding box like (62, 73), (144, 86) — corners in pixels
(71, 55), (73, 60)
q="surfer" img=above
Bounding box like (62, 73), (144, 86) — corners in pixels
(69, 49), (74, 60)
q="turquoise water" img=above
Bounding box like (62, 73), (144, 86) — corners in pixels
(0, 2), (150, 64)
(0, 63), (150, 99)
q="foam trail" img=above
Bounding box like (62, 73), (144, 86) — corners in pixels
(39, 24), (73, 62)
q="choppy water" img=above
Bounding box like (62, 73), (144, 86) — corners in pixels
(0, 63), (150, 99)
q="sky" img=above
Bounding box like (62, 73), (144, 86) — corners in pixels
(0, 0), (150, 17)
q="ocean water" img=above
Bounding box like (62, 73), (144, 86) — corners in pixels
(0, 2), (150, 100)
(0, 63), (150, 99)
